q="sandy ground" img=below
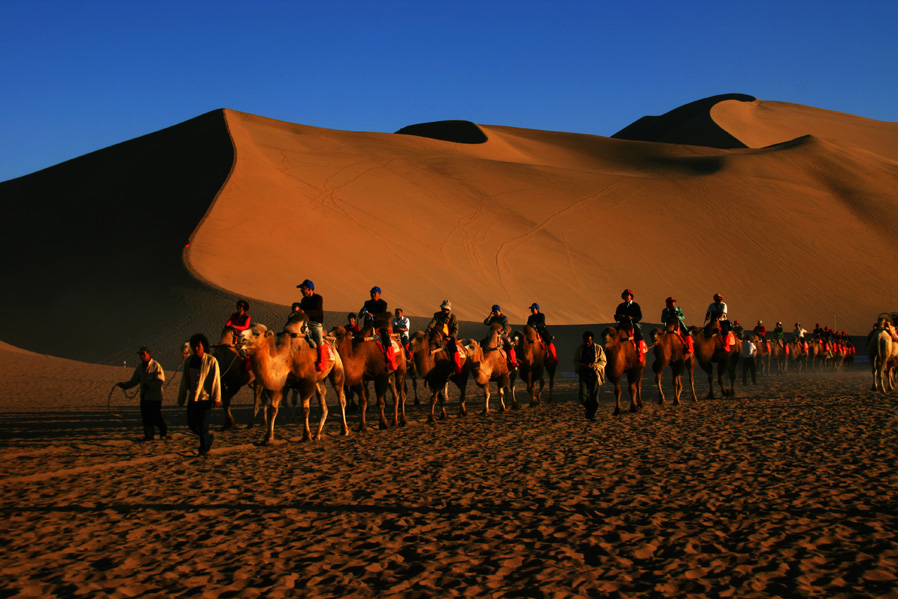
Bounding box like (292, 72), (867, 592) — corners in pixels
(2, 347), (896, 598)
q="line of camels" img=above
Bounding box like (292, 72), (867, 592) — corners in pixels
(193, 311), (864, 446)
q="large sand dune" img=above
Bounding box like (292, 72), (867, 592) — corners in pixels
(2, 95), (896, 365)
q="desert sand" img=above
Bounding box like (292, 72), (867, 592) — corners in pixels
(2, 94), (897, 596)
(1, 343), (896, 598)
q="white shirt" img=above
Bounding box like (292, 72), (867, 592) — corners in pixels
(741, 340), (756, 358)
(706, 302), (728, 321)
(392, 316), (410, 337)
(793, 327), (807, 339)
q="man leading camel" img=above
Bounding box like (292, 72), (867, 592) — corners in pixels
(117, 346), (167, 441)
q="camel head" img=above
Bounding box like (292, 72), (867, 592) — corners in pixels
(329, 325), (350, 345)
(285, 310), (309, 336)
(238, 323), (273, 355)
(521, 325), (539, 343)
(649, 328), (663, 344)
(600, 327), (619, 348)
(464, 339), (483, 362)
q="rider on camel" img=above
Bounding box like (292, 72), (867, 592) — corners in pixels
(483, 305), (519, 368)
(225, 300), (252, 333)
(753, 320), (767, 340)
(527, 303), (558, 364)
(660, 297), (694, 354)
(773, 322), (786, 347)
(426, 300), (462, 375)
(704, 293), (733, 351)
(614, 289), (647, 363)
(296, 279), (328, 372)
(732, 320), (745, 339)
(359, 286), (396, 371)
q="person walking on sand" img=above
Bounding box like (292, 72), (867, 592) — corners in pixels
(574, 331), (606, 421)
(742, 335), (758, 385)
(177, 333), (221, 457)
(117, 346), (167, 441)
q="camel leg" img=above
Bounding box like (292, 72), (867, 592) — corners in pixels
(250, 384), (265, 428)
(441, 382), (450, 419)
(674, 375), (683, 405)
(426, 385), (439, 424)
(655, 368), (665, 405)
(548, 368), (556, 402)
(508, 371), (520, 410)
(612, 380), (623, 416)
(375, 378), (390, 430)
(260, 389), (283, 445)
(703, 366), (715, 400)
(357, 383), (368, 432)
(313, 382), (329, 441)
(480, 383), (491, 415)
(396, 373), (408, 428)
(628, 373), (640, 413)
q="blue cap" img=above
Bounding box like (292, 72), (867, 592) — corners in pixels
(530, 303), (540, 310)
(491, 305), (501, 312)
(297, 279), (314, 290)
(370, 286), (381, 294)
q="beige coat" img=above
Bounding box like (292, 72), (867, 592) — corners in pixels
(177, 353), (222, 405)
(122, 359), (165, 402)
(574, 342), (607, 384)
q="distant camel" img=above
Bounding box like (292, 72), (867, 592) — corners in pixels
(649, 320), (697, 405)
(329, 322), (406, 431)
(408, 330), (471, 423)
(869, 318), (898, 392)
(600, 326), (645, 415)
(465, 323), (512, 414)
(787, 337), (809, 373)
(239, 322), (347, 444)
(509, 325), (556, 407)
(691, 319), (739, 399)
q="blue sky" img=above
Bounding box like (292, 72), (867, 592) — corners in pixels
(2, 0), (896, 183)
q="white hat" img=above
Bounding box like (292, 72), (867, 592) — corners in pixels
(440, 300), (451, 310)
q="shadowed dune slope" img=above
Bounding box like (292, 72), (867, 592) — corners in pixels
(2, 97), (898, 365)
(612, 93), (757, 148)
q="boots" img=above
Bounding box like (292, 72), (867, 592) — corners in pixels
(637, 340), (647, 363)
(508, 347), (519, 368)
(685, 335), (694, 354)
(452, 350), (463, 375)
(547, 342), (558, 365)
(316, 344), (328, 372)
(385, 345), (398, 372)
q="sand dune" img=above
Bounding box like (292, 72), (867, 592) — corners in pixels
(1, 95), (896, 366)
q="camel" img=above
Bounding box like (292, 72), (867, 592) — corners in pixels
(869, 318), (898, 392)
(769, 340), (788, 374)
(787, 337), (809, 374)
(465, 323), (512, 414)
(239, 322), (348, 444)
(754, 337), (771, 376)
(691, 320), (739, 399)
(329, 322), (406, 431)
(649, 321), (697, 405)
(408, 330), (471, 423)
(213, 326), (258, 429)
(600, 326), (645, 415)
(509, 325), (556, 407)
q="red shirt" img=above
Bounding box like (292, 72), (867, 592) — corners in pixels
(226, 312), (251, 331)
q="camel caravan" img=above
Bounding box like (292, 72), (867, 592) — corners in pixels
(169, 291), (878, 446)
